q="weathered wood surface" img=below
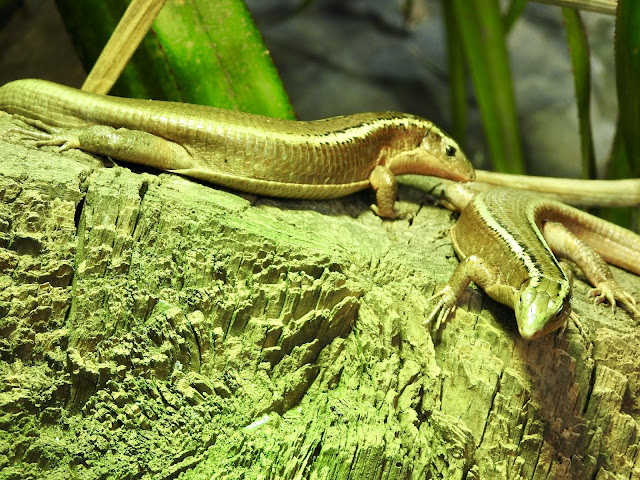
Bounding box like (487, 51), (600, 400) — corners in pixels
(1, 111), (640, 479)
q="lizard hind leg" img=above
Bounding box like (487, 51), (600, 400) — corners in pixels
(11, 114), (58, 133)
(543, 221), (640, 319)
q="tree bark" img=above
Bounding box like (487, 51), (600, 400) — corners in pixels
(1, 111), (639, 479)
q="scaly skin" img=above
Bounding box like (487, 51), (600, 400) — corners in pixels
(0, 79), (475, 218)
(427, 185), (640, 340)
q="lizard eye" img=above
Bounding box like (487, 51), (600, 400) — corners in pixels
(444, 144), (457, 157)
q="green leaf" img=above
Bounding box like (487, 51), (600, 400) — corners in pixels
(450, 0), (525, 174)
(612, 0), (640, 179)
(55, 0), (178, 100)
(601, 0), (640, 229)
(441, 0), (467, 145)
(562, 8), (596, 179)
(503, 0), (527, 34)
(600, 119), (636, 229)
(54, 0), (294, 119)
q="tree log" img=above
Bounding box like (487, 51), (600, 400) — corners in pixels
(1, 111), (639, 479)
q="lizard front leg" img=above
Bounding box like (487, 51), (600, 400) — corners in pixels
(368, 164), (398, 219)
(426, 255), (517, 332)
(543, 221), (640, 318)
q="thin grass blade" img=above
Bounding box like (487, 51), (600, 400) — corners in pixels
(441, 0), (467, 146)
(562, 8), (596, 179)
(503, 0), (527, 33)
(451, 0), (525, 173)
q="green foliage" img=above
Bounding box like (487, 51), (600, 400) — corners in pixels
(503, 0), (527, 33)
(562, 8), (596, 180)
(598, 0), (640, 227)
(442, 0), (637, 227)
(613, 0), (640, 180)
(446, 0), (525, 174)
(54, 0), (294, 119)
(441, 2), (467, 146)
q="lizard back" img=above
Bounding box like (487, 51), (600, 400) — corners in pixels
(0, 79), (432, 192)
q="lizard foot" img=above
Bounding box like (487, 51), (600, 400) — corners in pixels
(9, 115), (81, 151)
(587, 280), (640, 318)
(370, 203), (394, 219)
(425, 285), (458, 333)
(370, 203), (413, 220)
(558, 311), (589, 342)
(369, 204), (416, 221)
(568, 311), (589, 338)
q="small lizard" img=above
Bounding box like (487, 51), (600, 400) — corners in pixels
(428, 183), (640, 340)
(0, 79), (474, 218)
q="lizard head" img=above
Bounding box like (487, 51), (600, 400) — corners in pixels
(514, 277), (573, 340)
(418, 126), (475, 181)
(385, 122), (475, 182)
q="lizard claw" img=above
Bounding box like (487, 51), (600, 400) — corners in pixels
(588, 280), (640, 319)
(9, 115), (81, 151)
(587, 285), (616, 312)
(557, 311), (588, 339)
(46, 135), (81, 152)
(587, 279), (621, 310)
(369, 201), (415, 221)
(570, 311), (588, 338)
(425, 285), (458, 333)
(369, 203), (413, 220)
(370, 203), (394, 219)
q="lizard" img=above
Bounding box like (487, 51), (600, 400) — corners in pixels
(427, 183), (640, 340)
(0, 79), (475, 218)
(6, 80), (637, 340)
